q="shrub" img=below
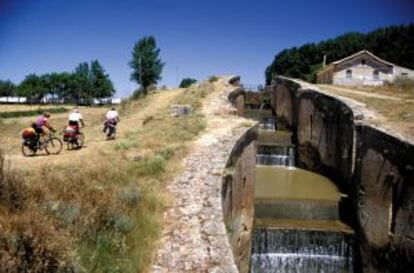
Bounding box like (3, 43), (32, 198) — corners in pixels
(393, 76), (414, 91)
(179, 78), (197, 88)
(0, 151), (26, 212)
(208, 76), (219, 82)
(132, 155), (166, 177)
(0, 212), (76, 273)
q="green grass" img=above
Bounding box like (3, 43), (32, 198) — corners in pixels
(114, 139), (139, 150)
(0, 83), (210, 273)
(0, 106), (68, 118)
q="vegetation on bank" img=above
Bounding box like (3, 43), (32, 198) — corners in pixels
(0, 106), (68, 118)
(0, 81), (213, 273)
(179, 78), (197, 88)
(265, 23), (414, 84)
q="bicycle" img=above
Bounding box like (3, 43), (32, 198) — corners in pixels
(66, 131), (85, 150)
(22, 132), (63, 157)
(63, 126), (85, 150)
(103, 121), (117, 140)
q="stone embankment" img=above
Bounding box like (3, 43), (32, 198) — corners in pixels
(267, 77), (414, 273)
(151, 79), (254, 273)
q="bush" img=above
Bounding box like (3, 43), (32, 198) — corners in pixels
(0, 212), (76, 273)
(179, 78), (197, 88)
(132, 155), (166, 177)
(208, 76), (219, 82)
(0, 151), (26, 212)
(393, 76), (414, 91)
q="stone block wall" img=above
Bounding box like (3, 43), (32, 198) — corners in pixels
(221, 125), (257, 273)
(269, 77), (355, 191)
(353, 125), (414, 273)
(268, 76), (414, 273)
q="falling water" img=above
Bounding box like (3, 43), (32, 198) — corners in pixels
(256, 146), (295, 166)
(259, 117), (276, 131)
(250, 229), (354, 273)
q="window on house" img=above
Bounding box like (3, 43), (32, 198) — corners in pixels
(361, 59), (366, 65)
(373, 70), (379, 80)
(401, 72), (408, 77)
(346, 69), (352, 79)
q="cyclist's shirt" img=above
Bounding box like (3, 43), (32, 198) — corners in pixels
(69, 112), (83, 122)
(34, 116), (48, 128)
(106, 110), (118, 120)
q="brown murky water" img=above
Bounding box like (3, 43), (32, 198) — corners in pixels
(255, 166), (341, 202)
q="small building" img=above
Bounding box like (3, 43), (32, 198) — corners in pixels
(316, 50), (414, 86)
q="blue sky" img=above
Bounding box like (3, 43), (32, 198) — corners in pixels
(0, 0), (413, 97)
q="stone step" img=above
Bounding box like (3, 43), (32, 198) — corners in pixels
(244, 109), (274, 119)
(255, 198), (339, 220)
(254, 218), (353, 234)
(258, 130), (292, 146)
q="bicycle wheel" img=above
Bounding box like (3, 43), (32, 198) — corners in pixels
(21, 140), (37, 157)
(76, 133), (85, 148)
(45, 137), (63, 155)
(67, 140), (73, 150)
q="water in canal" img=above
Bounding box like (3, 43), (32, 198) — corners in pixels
(251, 126), (354, 273)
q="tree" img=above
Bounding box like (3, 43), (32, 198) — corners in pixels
(89, 60), (115, 99)
(72, 62), (91, 102)
(129, 36), (164, 95)
(17, 74), (47, 101)
(265, 23), (414, 84)
(0, 80), (17, 96)
(179, 78), (197, 88)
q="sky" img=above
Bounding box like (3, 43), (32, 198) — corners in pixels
(0, 0), (413, 97)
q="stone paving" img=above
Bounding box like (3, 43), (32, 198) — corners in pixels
(151, 82), (252, 273)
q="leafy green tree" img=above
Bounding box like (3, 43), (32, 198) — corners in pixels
(265, 23), (414, 84)
(129, 36), (164, 95)
(0, 80), (17, 96)
(89, 60), (115, 99)
(17, 74), (47, 100)
(72, 62), (91, 102)
(179, 78), (197, 88)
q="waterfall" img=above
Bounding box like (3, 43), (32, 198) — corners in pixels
(250, 229), (354, 273)
(256, 146), (295, 166)
(259, 117), (276, 131)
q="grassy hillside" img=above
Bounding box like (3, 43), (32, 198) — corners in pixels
(0, 82), (214, 272)
(265, 23), (414, 84)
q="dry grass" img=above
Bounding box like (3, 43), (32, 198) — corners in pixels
(340, 82), (414, 100)
(0, 104), (70, 113)
(0, 83), (211, 273)
(318, 87), (414, 139)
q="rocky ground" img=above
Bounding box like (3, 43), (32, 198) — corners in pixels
(151, 80), (253, 273)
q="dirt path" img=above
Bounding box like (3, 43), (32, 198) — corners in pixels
(315, 84), (414, 141)
(151, 80), (253, 273)
(318, 84), (414, 102)
(2, 90), (181, 170)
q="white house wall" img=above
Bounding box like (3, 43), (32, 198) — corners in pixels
(393, 66), (414, 80)
(333, 63), (393, 86)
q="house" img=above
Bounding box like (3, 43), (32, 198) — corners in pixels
(316, 50), (414, 86)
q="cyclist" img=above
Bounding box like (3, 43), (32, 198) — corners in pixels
(68, 107), (84, 132)
(32, 112), (56, 141)
(103, 107), (119, 134)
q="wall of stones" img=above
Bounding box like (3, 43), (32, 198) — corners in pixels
(268, 76), (414, 273)
(353, 125), (414, 273)
(223, 91), (258, 273)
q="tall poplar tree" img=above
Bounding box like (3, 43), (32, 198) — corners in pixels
(129, 36), (164, 95)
